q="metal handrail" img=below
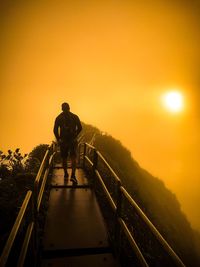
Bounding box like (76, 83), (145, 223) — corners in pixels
(0, 191), (32, 267)
(85, 142), (95, 150)
(0, 142), (55, 267)
(17, 222), (34, 267)
(37, 152), (55, 211)
(83, 142), (186, 267)
(84, 142), (121, 183)
(34, 147), (50, 184)
(85, 155), (93, 167)
(95, 169), (117, 212)
(118, 218), (149, 267)
(34, 144), (54, 209)
(96, 151), (121, 183)
(120, 187), (185, 267)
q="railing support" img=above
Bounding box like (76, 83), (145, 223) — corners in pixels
(82, 143), (86, 169)
(33, 180), (39, 261)
(82, 142), (186, 267)
(77, 144), (81, 167)
(115, 180), (122, 256)
(0, 191), (32, 267)
(0, 143), (56, 267)
(92, 149), (98, 188)
(93, 149), (98, 170)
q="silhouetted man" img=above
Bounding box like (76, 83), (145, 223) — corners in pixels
(54, 103), (82, 184)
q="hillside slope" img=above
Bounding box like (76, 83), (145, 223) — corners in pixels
(82, 123), (200, 266)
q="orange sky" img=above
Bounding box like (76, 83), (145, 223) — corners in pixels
(0, 0), (200, 230)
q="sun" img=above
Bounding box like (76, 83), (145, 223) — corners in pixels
(162, 91), (184, 113)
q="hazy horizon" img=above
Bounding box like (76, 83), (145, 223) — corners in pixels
(0, 0), (200, 231)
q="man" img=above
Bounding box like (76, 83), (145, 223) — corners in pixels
(54, 102), (82, 184)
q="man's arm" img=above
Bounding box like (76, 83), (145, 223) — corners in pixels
(53, 118), (60, 141)
(76, 116), (82, 137)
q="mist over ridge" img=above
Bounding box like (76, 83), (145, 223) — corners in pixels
(82, 122), (200, 266)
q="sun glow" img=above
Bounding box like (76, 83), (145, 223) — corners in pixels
(162, 91), (184, 113)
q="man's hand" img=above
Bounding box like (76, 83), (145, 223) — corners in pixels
(57, 139), (62, 145)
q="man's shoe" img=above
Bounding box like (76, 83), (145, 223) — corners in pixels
(64, 171), (69, 179)
(70, 175), (78, 184)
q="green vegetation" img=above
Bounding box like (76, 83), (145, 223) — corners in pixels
(0, 148), (28, 180)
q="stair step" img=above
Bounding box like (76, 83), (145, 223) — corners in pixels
(42, 247), (112, 259)
(41, 253), (119, 267)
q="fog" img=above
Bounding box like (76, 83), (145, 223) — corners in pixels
(0, 0), (199, 230)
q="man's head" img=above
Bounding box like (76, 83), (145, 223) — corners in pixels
(62, 102), (70, 112)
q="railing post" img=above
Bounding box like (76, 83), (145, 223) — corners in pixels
(116, 181), (122, 217)
(77, 142), (83, 168)
(51, 142), (55, 166)
(30, 193), (37, 267)
(93, 149), (98, 170)
(82, 143), (86, 169)
(115, 180), (122, 256)
(92, 149), (98, 186)
(33, 181), (39, 261)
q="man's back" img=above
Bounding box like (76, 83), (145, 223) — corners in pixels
(54, 111), (81, 141)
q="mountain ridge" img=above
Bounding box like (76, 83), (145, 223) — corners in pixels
(82, 122), (200, 266)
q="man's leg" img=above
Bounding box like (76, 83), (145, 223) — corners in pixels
(70, 140), (78, 183)
(70, 155), (77, 184)
(62, 157), (69, 178)
(60, 142), (69, 178)
(71, 155), (76, 177)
